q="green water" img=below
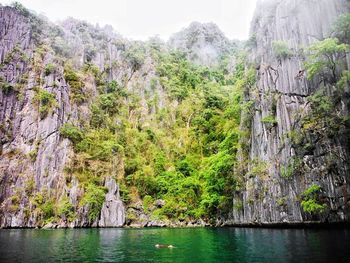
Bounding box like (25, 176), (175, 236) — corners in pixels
(0, 227), (350, 262)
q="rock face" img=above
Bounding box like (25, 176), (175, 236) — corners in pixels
(0, 6), (73, 227)
(0, 1), (350, 228)
(0, 5), (127, 228)
(229, 0), (350, 225)
(168, 22), (235, 67)
(0, 4), (166, 229)
(99, 177), (125, 227)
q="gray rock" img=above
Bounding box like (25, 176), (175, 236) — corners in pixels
(98, 177), (125, 227)
(1, 0), (349, 229)
(154, 199), (165, 208)
(229, 0), (350, 225)
(146, 220), (167, 227)
(43, 222), (55, 229)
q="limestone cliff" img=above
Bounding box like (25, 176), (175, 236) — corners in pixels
(0, 0), (349, 228)
(230, 0), (350, 225)
(168, 22), (236, 67)
(0, 5), (128, 227)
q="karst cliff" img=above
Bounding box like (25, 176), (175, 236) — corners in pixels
(0, 0), (349, 228)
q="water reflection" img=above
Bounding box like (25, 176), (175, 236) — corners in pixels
(0, 227), (350, 262)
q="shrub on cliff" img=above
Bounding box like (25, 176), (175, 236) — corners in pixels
(64, 65), (85, 103)
(272, 40), (293, 60)
(60, 123), (84, 144)
(44, 63), (57, 76)
(332, 13), (350, 44)
(305, 38), (349, 83)
(33, 88), (57, 119)
(301, 184), (327, 214)
(80, 184), (107, 222)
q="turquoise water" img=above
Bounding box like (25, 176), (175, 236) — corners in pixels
(0, 227), (350, 262)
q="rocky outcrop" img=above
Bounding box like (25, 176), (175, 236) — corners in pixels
(168, 22), (235, 67)
(0, 5), (127, 228)
(0, 4), (173, 229)
(230, 0), (350, 225)
(99, 177), (125, 227)
(1, 1), (349, 228)
(0, 6), (73, 227)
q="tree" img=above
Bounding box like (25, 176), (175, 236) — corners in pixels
(301, 185), (327, 214)
(124, 42), (146, 72)
(80, 184), (106, 222)
(332, 13), (350, 44)
(305, 38), (349, 83)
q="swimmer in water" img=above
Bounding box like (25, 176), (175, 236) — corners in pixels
(155, 244), (175, 248)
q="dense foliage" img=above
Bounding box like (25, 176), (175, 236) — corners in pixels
(301, 185), (327, 214)
(305, 38), (349, 83)
(4, 4), (349, 226)
(58, 48), (253, 223)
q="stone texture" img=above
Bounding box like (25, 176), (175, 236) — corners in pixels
(230, 0), (350, 225)
(98, 177), (125, 227)
(1, 1), (349, 228)
(0, 7), (74, 227)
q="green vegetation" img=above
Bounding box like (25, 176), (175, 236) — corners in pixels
(124, 42), (146, 72)
(277, 197), (287, 207)
(249, 159), (269, 178)
(33, 88), (57, 119)
(261, 115), (277, 125)
(31, 189), (56, 224)
(44, 63), (57, 76)
(28, 139), (41, 162)
(302, 87), (349, 139)
(156, 52), (223, 101)
(64, 65), (85, 103)
(305, 38), (349, 83)
(280, 157), (301, 178)
(60, 124), (84, 144)
(57, 48), (255, 223)
(10, 6), (350, 225)
(143, 195), (154, 211)
(0, 80), (14, 94)
(301, 185), (327, 214)
(332, 13), (350, 44)
(80, 184), (107, 222)
(57, 196), (76, 222)
(272, 40), (293, 60)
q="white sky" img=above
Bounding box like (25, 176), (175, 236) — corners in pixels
(1, 0), (257, 41)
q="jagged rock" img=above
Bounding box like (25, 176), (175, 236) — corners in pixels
(0, 5), (73, 228)
(129, 201), (143, 211)
(147, 220), (167, 227)
(0, 0), (349, 229)
(154, 199), (165, 208)
(43, 222), (56, 229)
(230, 0), (350, 225)
(168, 22), (235, 66)
(98, 177), (125, 227)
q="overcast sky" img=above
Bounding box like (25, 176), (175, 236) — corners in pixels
(1, 0), (257, 40)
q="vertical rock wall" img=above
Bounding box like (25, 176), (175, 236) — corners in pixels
(230, 0), (350, 224)
(0, 6), (127, 228)
(1, 1), (350, 228)
(0, 7), (75, 227)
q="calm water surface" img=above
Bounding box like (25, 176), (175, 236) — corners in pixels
(0, 227), (350, 262)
